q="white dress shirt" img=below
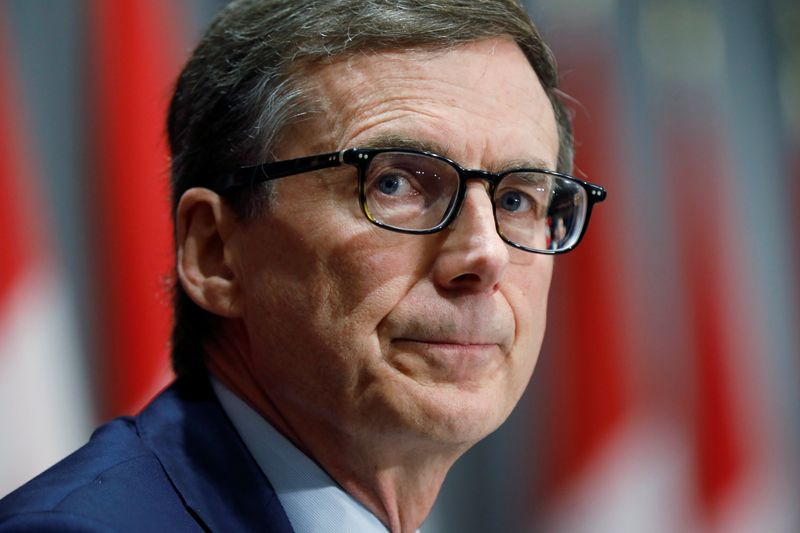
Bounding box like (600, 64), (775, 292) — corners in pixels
(211, 378), (391, 533)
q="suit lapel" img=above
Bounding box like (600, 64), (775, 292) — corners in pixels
(137, 373), (295, 533)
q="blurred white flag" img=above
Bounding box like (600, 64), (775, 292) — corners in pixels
(0, 19), (92, 498)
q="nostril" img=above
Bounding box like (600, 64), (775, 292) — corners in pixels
(444, 272), (502, 294)
(452, 273), (481, 285)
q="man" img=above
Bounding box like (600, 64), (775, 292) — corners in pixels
(0, 0), (605, 531)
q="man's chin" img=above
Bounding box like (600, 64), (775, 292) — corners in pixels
(372, 367), (518, 448)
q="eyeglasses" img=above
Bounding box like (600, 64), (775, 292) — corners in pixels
(215, 147), (607, 254)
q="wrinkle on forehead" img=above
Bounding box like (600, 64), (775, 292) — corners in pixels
(292, 37), (559, 169)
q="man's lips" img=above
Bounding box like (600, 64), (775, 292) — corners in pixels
(389, 338), (505, 382)
(380, 298), (516, 364)
(393, 338), (500, 349)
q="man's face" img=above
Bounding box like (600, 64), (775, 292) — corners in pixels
(230, 37), (559, 449)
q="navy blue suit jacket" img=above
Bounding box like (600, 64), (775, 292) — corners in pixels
(0, 373), (295, 532)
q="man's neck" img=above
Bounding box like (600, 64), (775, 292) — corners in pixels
(206, 340), (464, 533)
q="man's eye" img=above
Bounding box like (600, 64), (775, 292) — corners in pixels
(498, 190), (531, 213)
(376, 174), (413, 196)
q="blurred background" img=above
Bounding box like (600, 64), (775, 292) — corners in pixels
(1, 0), (798, 531)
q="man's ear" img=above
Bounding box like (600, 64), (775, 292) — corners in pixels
(176, 188), (243, 318)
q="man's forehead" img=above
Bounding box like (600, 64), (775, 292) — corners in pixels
(314, 36), (533, 85)
(291, 37), (557, 168)
(304, 37), (529, 100)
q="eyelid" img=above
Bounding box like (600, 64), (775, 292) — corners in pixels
(367, 162), (424, 182)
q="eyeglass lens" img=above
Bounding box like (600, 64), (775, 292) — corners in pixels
(362, 151), (588, 252)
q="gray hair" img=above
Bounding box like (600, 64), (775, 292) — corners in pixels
(168, 0), (574, 376)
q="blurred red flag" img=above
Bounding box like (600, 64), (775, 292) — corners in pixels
(527, 12), (796, 532)
(88, 0), (187, 419)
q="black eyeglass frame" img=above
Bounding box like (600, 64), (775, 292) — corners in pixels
(214, 147), (608, 254)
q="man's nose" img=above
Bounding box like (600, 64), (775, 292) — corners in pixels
(432, 182), (510, 293)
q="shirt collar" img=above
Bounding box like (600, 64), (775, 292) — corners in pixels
(210, 377), (390, 533)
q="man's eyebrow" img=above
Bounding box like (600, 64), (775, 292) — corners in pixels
(356, 133), (451, 158)
(499, 158), (554, 172)
(354, 133), (554, 172)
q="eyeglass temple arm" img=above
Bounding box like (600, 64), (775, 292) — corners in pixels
(214, 150), (345, 192)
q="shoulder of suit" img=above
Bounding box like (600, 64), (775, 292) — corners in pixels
(0, 416), (201, 532)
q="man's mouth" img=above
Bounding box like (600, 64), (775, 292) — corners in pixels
(389, 338), (505, 383)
